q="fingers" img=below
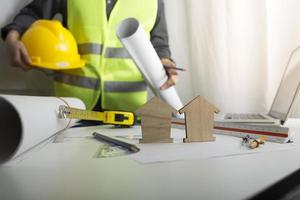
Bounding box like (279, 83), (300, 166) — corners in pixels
(5, 31), (32, 71)
(161, 58), (175, 68)
(19, 42), (32, 66)
(160, 71), (178, 90)
(19, 43), (32, 71)
(165, 67), (179, 76)
(10, 42), (32, 71)
(160, 77), (176, 90)
(160, 58), (179, 90)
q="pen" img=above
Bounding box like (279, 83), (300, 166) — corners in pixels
(92, 132), (140, 153)
(163, 65), (186, 71)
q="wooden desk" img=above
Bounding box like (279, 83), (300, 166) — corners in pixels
(0, 119), (299, 200)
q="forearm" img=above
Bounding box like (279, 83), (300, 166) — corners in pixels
(2, 15), (36, 41)
(151, 0), (172, 59)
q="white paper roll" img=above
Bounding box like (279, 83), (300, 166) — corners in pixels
(0, 95), (85, 164)
(116, 18), (183, 115)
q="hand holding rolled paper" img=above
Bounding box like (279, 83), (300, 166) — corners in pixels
(160, 58), (179, 90)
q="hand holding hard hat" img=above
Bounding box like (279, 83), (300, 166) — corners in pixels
(6, 20), (85, 70)
(21, 20), (85, 70)
(5, 30), (32, 71)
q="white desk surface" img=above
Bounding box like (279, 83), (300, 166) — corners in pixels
(1, 119), (300, 200)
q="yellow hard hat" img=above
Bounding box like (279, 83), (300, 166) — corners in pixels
(21, 20), (85, 70)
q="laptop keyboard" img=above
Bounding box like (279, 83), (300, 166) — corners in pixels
(225, 113), (267, 120)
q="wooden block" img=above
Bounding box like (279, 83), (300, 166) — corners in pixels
(139, 138), (174, 144)
(184, 136), (215, 143)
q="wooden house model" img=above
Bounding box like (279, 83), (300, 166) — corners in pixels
(136, 97), (177, 143)
(179, 96), (219, 142)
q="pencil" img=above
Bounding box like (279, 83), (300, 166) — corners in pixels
(92, 132), (140, 152)
(163, 65), (186, 71)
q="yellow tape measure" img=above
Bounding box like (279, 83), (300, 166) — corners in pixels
(59, 105), (135, 126)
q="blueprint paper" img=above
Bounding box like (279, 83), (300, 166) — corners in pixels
(116, 18), (183, 117)
(0, 95), (85, 164)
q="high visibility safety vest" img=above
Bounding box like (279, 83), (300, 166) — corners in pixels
(54, 0), (158, 111)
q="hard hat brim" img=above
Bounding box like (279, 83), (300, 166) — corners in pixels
(31, 59), (86, 70)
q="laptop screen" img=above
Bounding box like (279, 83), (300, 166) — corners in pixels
(269, 48), (300, 123)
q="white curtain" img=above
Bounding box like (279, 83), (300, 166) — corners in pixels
(170, 0), (300, 116)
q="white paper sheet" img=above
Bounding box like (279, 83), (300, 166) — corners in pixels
(116, 18), (183, 117)
(0, 94), (85, 164)
(53, 125), (295, 164)
(127, 128), (295, 164)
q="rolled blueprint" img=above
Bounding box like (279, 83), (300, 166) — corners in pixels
(116, 18), (183, 117)
(0, 95), (85, 164)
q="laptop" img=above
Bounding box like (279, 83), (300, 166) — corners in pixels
(221, 47), (300, 125)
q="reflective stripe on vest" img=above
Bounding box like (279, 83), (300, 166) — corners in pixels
(78, 43), (103, 55)
(55, 73), (146, 93)
(55, 73), (100, 89)
(104, 81), (147, 92)
(105, 47), (131, 58)
(78, 43), (130, 58)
